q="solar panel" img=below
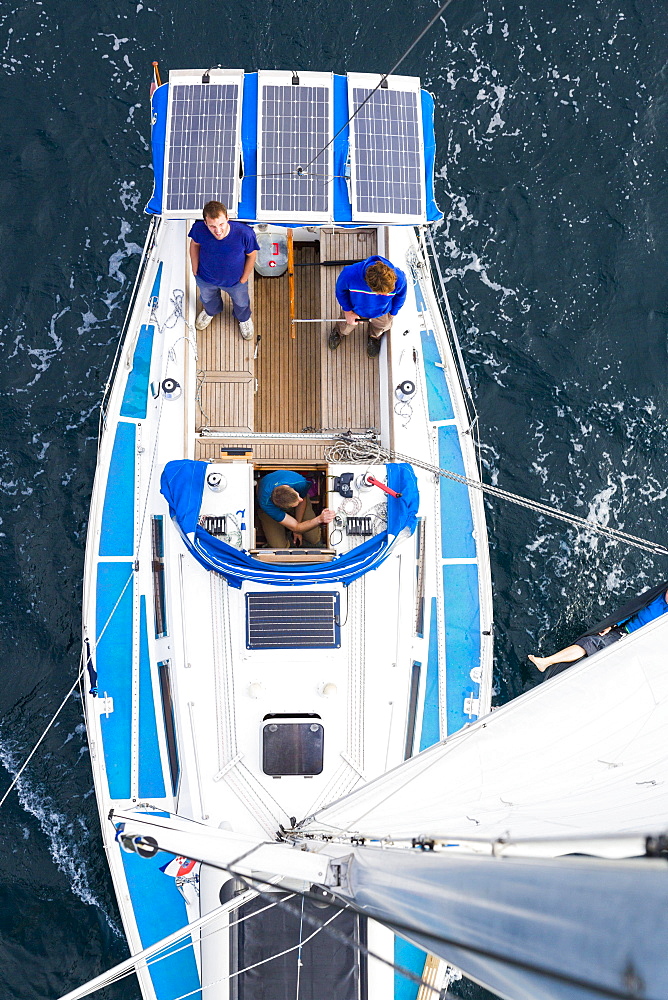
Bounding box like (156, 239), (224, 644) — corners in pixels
(257, 73), (333, 220)
(349, 76), (425, 223)
(163, 75), (242, 215)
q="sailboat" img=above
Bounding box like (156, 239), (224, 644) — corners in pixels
(77, 62), (493, 1000)
(72, 62), (668, 1000)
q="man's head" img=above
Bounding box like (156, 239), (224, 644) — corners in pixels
(203, 201), (229, 238)
(365, 261), (396, 294)
(271, 485), (301, 510)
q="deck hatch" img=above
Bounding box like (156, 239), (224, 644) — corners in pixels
(246, 591), (340, 649)
(263, 721), (324, 776)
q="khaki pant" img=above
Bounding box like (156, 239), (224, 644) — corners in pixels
(337, 312), (393, 338)
(256, 496), (322, 548)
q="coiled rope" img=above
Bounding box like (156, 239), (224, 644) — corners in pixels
(324, 435), (668, 558)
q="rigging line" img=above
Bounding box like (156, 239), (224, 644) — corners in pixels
(61, 892), (299, 997)
(0, 649), (86, 812)
(235, 865), (663, 1000)
(166, 906), (346, 1000)
(325, 436), (668, 557)
(300, 0), (461, 173)
(226, 869), (444, 998)
(295, 895), (305, 1000)
(0, 555), (136, 814)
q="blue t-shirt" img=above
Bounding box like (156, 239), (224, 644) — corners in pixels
(188, 219), (260, 287)
(625, 592), (668, 633)
(257, 471), (309, 523)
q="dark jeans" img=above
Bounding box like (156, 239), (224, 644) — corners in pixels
(196, 276), (251, 322)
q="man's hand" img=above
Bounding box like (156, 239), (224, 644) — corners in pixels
(343, 310), (360, 326)
(291, 531), (303, 546)
(319, 509), (336, 524)
(239, 275), (248, 284)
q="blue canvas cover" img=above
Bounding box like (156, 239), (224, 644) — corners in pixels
(146, 73), (442, 224)
(160, 460), (419, 588)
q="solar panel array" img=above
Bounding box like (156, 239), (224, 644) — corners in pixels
(164, 83), (240, 214)
(259, 85), (330, 215)
(351, 87), (423, 219)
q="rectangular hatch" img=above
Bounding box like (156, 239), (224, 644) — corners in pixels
(246, 591), (340, 649)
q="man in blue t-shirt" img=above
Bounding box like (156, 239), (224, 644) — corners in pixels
(189, 200), (260, 340)
(256, 470), (335, 548)
(329, 255), (407, 358)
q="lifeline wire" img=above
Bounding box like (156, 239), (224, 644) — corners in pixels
(325, 436), (668, 558)
(300, 0), (461, 174)
(1, 284), (191, 817)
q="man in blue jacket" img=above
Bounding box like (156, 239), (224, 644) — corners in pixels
(329, 255), (407, 358)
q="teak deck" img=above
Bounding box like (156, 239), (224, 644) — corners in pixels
(194, 228), (382, 463)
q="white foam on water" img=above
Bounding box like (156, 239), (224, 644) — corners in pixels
(0, 735), (123, 935)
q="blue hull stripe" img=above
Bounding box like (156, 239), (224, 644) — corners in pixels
(139, 595), (166, 798)
(438, 425), (476, 559)
(120, 324), (155, 419)
(99, 421), (136, 556)
(149, 261), (163, 307)
(420, 329), (455, 422)
(394, 937), (428, 1000)
(444, 562), (481, 735)
(96, 562), (134, 799)
(419, 596), (441, 751)
(120, 850), (201, 1000)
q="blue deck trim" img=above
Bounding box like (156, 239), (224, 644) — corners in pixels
(149, 261), (163, 307)
(437, 426), (476, 559)
(421, 329), (455, 422)
(96, 562), (134, 799)
(333, 74), (353, 223)
(139, 596), (166, 798)
(99, 421), (136, 556)
(238, 72), (259, 219)
(394, 938), (427, 1000)
(145, 83), (168, 215)
(443, 563), (481, 735)
(120, 850), (201, 1000)
(419, 597), (441, 751)
(120, 325), (155, 420)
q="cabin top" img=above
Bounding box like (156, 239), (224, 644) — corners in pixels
(146, 69), (441, 226)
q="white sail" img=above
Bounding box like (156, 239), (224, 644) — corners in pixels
(299, 617), (668, 851)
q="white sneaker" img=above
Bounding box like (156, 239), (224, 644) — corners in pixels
(196, 309), (214, 330)
(239, 319), (254, 340)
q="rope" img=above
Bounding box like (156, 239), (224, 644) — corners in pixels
(301, 0), (461, 174)
(324, 436), (668, 558)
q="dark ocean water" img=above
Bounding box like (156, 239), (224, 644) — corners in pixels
(0, 1), (666, 997)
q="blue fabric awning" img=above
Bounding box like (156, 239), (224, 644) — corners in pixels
(145, 74), (442, 224)
(160, 460), (419, 588)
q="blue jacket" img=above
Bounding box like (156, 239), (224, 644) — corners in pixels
(335, 255), (408, 319)
(625, 592), (668, 633)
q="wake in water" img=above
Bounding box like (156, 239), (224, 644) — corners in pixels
(0, 727), (123, 936)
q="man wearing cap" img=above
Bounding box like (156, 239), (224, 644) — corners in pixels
(329, 255), (407, 358)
